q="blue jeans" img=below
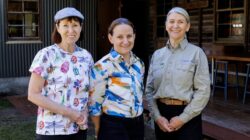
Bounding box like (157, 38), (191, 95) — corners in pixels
(98, 113), (144, 140)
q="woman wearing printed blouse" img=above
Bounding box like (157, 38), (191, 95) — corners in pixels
(89, 18), (145, 140)
(145, 7), (210, 140)
(28, 7), (93, 140)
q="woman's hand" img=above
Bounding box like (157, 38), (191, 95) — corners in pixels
(76, 109), (88, 125)
(169, 116), (184, 131)
(65, 108), (84, 123)
(155, 116), (173, 132)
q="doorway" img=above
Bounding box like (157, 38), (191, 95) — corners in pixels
(97, 0), (121, 60)
(121, 0), (150, 75)
(97, 0), (150, 76)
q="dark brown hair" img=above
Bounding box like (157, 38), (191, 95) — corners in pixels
(108, 18), (136, 35)
(51, 17), (83, 44)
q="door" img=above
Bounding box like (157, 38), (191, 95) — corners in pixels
(97, 0), (121, 60)
(121, 0), (150, 76)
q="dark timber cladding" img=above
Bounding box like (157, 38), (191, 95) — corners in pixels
(0, 0), (97, 78)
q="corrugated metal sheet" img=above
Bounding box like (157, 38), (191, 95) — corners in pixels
(78, 0), (97, 60)
(0, 0), (97, 78)
(1, 44), (41, 77)
(0, 0), (5, 77)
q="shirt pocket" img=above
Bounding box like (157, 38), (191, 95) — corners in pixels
(177, 62), (196, 73)
(152, 62), (165, 73)
(151, 62), (165, 85)
(175, 62), (196, 85)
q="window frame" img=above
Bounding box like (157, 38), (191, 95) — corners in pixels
(214, 0), (247, 45)
(6, 0), (42, 42)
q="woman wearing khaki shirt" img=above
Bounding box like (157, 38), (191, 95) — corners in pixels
(145, 7), (210, 140)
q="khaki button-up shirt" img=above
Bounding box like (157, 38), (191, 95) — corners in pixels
(145, 38), (210, 123)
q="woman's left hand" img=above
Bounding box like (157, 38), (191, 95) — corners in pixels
(76, 109), (88, 125)
(76, 109), (88, 130)
(169, 116), (184, 131)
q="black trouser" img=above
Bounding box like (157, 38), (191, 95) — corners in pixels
(36, 129), (87, 140)
(155, 100), (202, 140)
(98, 113), (144, 140)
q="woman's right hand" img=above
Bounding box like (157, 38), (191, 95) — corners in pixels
(77, 109), (88, 125)
(155, 116), (173, 132)
(66, 108), (85, 123)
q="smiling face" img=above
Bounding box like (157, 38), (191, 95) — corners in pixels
(166, 13), (190, 42)
(108, 24), (135, 58)
(56, 18), (82, 46)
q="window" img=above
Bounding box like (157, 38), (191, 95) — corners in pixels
(215, 0), (245, 43)
(7, 0), (40, 40)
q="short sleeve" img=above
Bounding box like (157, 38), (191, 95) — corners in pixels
(29, 49), (50, 79)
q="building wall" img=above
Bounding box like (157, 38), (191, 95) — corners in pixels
(78, 0), (97, 60)
(188, 1), (214, 49)
(0, 0), (4, 77)
(150, 0), (250, 53)
(148, 0), (157, 55)
(0, 0), (97, 78)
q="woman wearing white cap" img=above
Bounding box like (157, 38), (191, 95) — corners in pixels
(28, 7), (93, 140)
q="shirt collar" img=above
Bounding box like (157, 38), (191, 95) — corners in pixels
(109, 48), (139, 64)
(54, 44), (79, 54)
(166, 38), (188, 50)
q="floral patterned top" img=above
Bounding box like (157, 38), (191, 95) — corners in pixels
(89, 49), (145, 118)
(29, 44), (93, 135)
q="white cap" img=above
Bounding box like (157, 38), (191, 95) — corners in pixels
(54, 7), (84, 22)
